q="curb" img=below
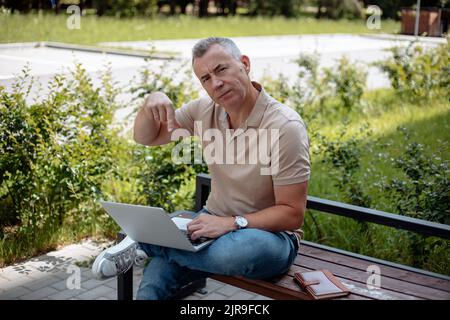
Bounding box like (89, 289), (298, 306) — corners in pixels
(0, 41), (179, 60)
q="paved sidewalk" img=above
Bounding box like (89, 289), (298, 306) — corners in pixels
(0, 239), (272, 300)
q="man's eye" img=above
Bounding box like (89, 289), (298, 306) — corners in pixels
(202, 78), (210, 83)
(219, 67), (226, 73)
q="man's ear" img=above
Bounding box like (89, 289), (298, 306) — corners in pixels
(240, 55), (251, 74)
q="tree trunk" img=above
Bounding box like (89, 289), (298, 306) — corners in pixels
(198, 0), (208, 17)
(316, 0), (324, 19)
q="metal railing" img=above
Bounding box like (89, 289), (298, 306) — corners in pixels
(195, 173), (450, 239)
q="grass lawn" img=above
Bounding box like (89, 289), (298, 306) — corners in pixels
(0, 13), (400, 44)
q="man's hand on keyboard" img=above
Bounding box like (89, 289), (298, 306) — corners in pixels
(187, 214), (236, 240)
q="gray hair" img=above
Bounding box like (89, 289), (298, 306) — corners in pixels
(191, 37), (242, 64)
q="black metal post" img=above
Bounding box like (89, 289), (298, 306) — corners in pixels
(117, 231), (133, 300)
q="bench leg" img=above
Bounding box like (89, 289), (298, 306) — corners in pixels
(116, 230), (207, 300)
(118, 266), (133, 300)
(117, 268), (206, 300)
(117, 231), (133, 300)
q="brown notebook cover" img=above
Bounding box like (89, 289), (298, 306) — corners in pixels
(294, 269), (350, 300)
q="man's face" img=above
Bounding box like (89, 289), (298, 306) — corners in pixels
(193, 44), (251, 108)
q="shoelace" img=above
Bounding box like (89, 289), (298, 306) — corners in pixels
(111, 244), (137, 274)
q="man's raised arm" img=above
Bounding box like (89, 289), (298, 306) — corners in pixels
(133, 92), (180, 146)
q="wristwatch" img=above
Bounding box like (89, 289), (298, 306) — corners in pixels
(234, 215), (248, 229)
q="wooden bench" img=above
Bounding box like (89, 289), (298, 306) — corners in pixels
(117, 173), (450, 300)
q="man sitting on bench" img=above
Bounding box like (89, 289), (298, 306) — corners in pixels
(91, 37), (310, 300)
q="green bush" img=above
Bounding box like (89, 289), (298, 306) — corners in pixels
(377, 128), (449, 271)
(293, 53), (325, 113)
(315, 124), (373, 207)
(375, 40), (450, 101)
(380, 128), (449, 225)
(323, 56), (367, 111)
(307, 123), (449, 274)
(0, 63), (128, 265)
(285, 53), (367, 115)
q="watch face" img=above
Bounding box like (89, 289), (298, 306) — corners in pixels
(236, 216), (248, 228)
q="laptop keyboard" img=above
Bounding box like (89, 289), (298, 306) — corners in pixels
(180, 230), (210, 246)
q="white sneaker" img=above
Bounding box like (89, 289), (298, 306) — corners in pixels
(91, 236), (148, 279)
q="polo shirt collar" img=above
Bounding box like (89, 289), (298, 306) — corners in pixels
(246, 81), (270, 128)
(217, 81), (270, 130)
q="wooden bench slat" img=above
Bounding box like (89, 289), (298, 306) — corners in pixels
(212, 273), (370, 300)
(211, 275), (310, 300)
(215, 264), (418, 300)
(294, 254), (450, 300)
(299, 242), (450, 292)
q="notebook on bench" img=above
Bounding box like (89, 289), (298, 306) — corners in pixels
(294, 269), (350, 300)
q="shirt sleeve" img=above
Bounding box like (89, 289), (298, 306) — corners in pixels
(272, 120), (310, 185)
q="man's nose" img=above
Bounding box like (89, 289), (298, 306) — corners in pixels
(212, 77), (223, 90)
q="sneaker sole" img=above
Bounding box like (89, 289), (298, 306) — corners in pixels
(91, 249), (108, 280)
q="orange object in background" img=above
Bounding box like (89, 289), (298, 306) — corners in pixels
(401, 7), (449, 37)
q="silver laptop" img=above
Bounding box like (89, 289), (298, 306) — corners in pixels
(100, 201), (214, 252)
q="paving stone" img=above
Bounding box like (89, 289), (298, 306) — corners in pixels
(201, 292), (228, 300)
(0, 266), (40, 281)
(76, 285), (114, 300)
(1, 243), (272, 301)
(133, 279), (142, 290)
(44, 250), (94, 267)
(0, 277), (13, 291)
(0, 286), (32, 300)
(103, 290), (118, 300)
(50, 279), (71, 291)
(103, 278), (117, 290)
(50, 270), (73, 280)
(227, 291), (256, 300)
(19, 286), (59, 300)
(21, 256), (76, 274)
(203, 278), (226, 293)
(251, 294), (273, 300)
(22, 275), (61, 291)
(47, 288), (87, 300)
(182, 294), (201, 300)
(215, 285), (243, 297)
(82, 278), (110, 290)
(0, 274), (40, 291)
(0, 273), (11, 281)
(133, 285), (139, 297)
(81, 268), (97, 278)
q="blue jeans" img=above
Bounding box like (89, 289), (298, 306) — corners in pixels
(136, 208), (298, 300)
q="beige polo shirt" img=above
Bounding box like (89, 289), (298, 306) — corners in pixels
(175, 82), (310, 219)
